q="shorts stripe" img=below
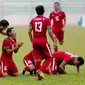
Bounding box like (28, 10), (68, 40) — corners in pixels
(52, 58), (55, 71)
(24, 60), (28, 67)
(46, 43), (52, 57)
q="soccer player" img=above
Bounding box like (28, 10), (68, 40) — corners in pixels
(0, 27), (23, 77)
(49, 2), (66, 52)
(53, 52), (84, 74)
(28, 5), (57, 80)
(0, 19), (9, 35)
(20, 50), (36, 76)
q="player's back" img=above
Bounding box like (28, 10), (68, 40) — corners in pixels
(24, 50), (34, 62)
(30, 15), (51, 41)
(53, 51), (78, 62)
(53, 52), (66, 61)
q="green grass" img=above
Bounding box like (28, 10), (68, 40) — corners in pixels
(0, 26), (85, 85)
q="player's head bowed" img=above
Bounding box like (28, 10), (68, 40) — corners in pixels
(78, 57), (84, 66)
(35, 5), (45, 15)
(0, 19), (9, 30)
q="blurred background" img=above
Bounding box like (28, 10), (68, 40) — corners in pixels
(0, 0), (85, 27)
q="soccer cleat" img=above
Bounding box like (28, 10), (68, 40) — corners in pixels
(37, 70), (45, 80)
(20, 69), (25, 76)
(33, 69), (37, 74)
(29, 71), (33, 75)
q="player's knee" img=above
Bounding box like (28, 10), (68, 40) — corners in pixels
(13, 72), (19, 76)
(3, 73), (8, 77)
(29, 64), (35, 71)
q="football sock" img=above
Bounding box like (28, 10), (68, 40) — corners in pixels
(40, 58), (52, 72)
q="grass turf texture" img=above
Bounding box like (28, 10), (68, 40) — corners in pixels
(0, 26), (85, 85)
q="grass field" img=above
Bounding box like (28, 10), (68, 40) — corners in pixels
(0, 26), (85, 85)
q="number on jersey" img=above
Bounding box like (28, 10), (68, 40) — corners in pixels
(55, 16), (59, 21)
(35, 22), (42, 32)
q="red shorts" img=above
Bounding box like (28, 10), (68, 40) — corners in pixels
(24, 57), (34, 67)
(32, 38), (52, 61)
(52, 29), (64, 43)
(0, 59), (18, 75)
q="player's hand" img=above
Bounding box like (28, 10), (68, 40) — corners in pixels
(61, 28), (64, 32)
(17, 42), (24, 47)
(54, 37), (57, 45)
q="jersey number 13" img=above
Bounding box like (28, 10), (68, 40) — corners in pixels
(35, 22), (42, 32)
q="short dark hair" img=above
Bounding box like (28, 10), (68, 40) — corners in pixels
(35, 5), (44, 15)
(78, 57), (84, 66)
(7, 27), (14, 36)
(54, 2), (60, 5)
(0, 19), (9, 27)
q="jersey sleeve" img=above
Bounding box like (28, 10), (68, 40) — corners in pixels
(61, 57), (70, 66)
(62, 12), (66, 18)
(2, 39), (10, 51)
(49, 12), (52, 20)
(47, 18), (52, 29)
(29, 19), (33, 27)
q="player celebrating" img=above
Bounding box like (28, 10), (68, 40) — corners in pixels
(20, 50), (36, 76)
(49, 2), (66, 52)
(0, 19), (9, 35)
(28, 5), (57, 80)
(53, 52), (84, 74)
(0, 27), (23, 77)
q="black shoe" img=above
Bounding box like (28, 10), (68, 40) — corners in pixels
(20, 70), (25, 76)
(30, 71), (33, 75)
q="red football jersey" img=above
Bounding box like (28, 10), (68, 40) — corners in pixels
(24, 50), (34, 63)
(29, 15), (51, 41)
(49, 11), (66, 31)
(53, 52), (78, 65)
(1, 37), (16, 61)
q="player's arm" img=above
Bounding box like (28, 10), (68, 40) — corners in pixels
(63, 17), (66, 28)
(3, 42), (23, 54)
(28, 25), (33, 43)
(63, 12), (66, 28)
(0, 31), (7, 36)
(48, 28), (57, 45)
(49, 13), (52, 20)
(59, 61), (67, 74)
(5, 45), (20, 54)
(14, 42), (24, 53)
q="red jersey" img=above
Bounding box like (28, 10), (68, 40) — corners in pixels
(29, 15), (51, 41)
(49, 11), (66, 31)
(24, 50), (34, 63)
(1, 37), (16, 61)
(53, 52), (78, 65)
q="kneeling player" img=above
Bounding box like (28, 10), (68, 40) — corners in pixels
(20, 50), (36, 76)
(53, 52), (84, 74)
(0, 27), (23, 77)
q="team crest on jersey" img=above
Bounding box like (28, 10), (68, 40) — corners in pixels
(42, 18), (45, 20)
